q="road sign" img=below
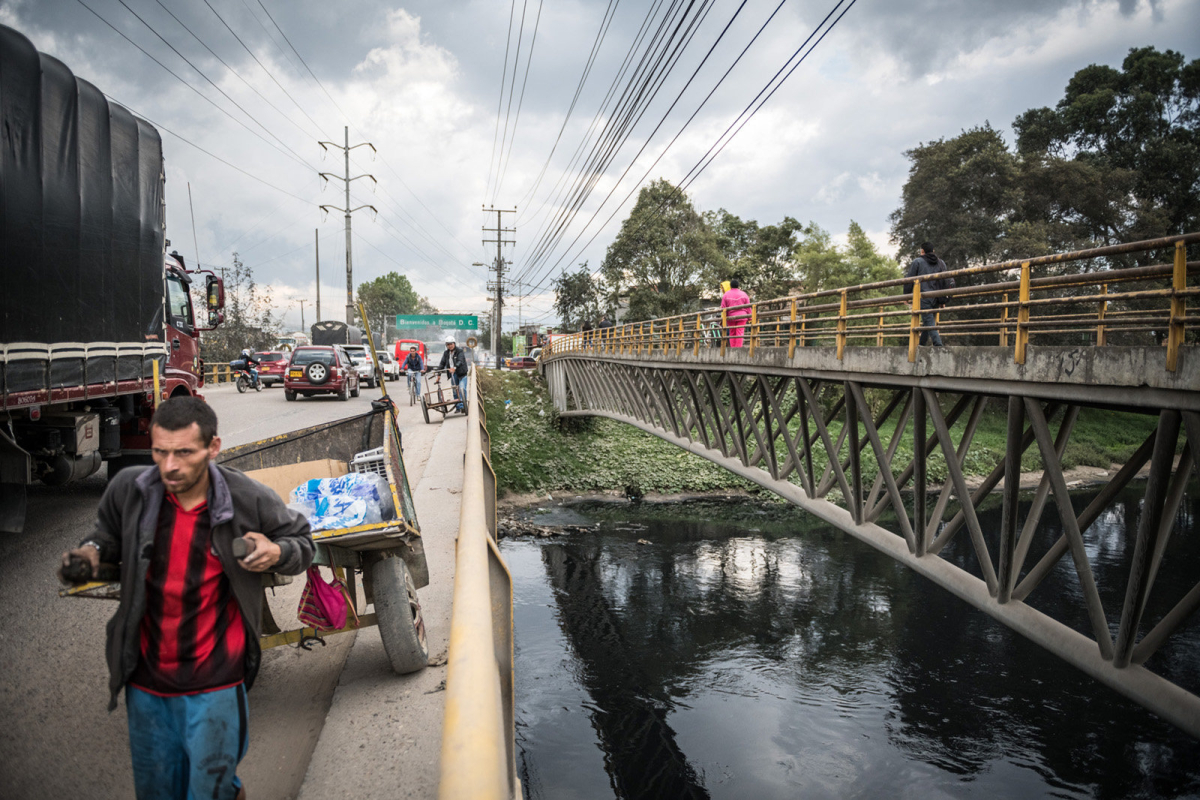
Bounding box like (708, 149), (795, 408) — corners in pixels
(395, 314), (479, 330)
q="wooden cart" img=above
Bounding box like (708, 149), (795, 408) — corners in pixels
(62, 407), (430, 675)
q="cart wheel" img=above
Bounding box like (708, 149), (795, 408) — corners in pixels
(420, 397), (430, 424)
(372, 556), (428, 675)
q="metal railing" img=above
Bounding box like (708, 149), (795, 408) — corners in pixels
(545, 233), (1199, 371)
(439, 367), (516, 800)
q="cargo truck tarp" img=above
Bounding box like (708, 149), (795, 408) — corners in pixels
(1, 24), (165, 395)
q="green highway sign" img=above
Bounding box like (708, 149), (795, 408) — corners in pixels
(395, 314), (479, 330)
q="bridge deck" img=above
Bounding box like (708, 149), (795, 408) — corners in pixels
(558, 344), (1198, 410)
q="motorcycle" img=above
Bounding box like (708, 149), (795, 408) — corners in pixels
(230, 360), (262, 393)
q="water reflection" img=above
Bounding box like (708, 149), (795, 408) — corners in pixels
(508, 486), (1200, 799)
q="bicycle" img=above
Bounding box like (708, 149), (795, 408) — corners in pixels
(406, 370), (421, 406)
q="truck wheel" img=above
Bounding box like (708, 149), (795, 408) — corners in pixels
(285, 389), (297, 401)
(420, 397), (430, 424)
(372, 556), (428, 675)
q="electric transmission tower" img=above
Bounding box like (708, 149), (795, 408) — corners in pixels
(319, 126), (377, 324)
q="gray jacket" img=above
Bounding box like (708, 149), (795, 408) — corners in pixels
(85, 463), (314, 710)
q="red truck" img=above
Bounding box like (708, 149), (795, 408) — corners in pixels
(0, 24), (224, 531)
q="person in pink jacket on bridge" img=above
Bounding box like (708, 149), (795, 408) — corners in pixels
(720, 279), (751, 348)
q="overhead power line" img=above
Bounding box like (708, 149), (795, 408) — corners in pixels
(493, 0), (546, 203)
(103, 94), (314, 204)
(525, 0), (860, 300)
(107, 0), (317, 171)
(515, 0), (719, 283)
(485, 0), (519, 201)
(514, 0), (622, 219)
(199, 0), (334, 141)
(518, 0), (780, 289)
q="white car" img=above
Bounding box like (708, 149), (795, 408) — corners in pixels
(342, 345), (377, 388)
(376, 350), (400, 381)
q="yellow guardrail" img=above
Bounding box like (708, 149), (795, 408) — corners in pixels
(202, 363), (236, 384)
(439, 366), (515, 800)
(545, 232), (1200, 371)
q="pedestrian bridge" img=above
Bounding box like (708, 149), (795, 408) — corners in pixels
(541, 233), (1200, 737)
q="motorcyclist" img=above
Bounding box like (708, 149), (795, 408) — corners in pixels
(401, 346), (425, 394)
(239, 348), (261, 389)
(437, 336), (469, 413)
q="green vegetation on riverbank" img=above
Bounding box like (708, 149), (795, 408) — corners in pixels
(479, 369), (1162, 497)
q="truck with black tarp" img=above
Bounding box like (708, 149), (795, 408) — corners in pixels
(0, 24), (225, 531)
(310, 320), (364, 347)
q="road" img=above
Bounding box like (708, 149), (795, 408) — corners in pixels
(0, 377), (447, 799)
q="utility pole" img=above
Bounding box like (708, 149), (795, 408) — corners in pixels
(482, 206), (515, 363)
(314, 229), (321, 322)
(298, 299), (307, 331)
(319, 127), (377, 325)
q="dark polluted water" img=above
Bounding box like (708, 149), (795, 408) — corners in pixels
(503, 484), (1200, 800)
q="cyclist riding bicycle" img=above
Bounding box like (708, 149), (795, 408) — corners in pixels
(402, 346), (425, 392)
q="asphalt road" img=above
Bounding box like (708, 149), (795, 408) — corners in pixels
(0, 377), (433, 799)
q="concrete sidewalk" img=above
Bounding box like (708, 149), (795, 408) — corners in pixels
(298, 408), (468, 798)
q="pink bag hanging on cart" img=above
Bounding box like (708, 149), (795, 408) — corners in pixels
(297, 566), (358, 632)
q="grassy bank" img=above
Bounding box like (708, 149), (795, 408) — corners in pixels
(478, 369), (1162, 497)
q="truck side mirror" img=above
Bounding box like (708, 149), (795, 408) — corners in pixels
(206, 275), (225, 311)
(208, 310), (224, 327)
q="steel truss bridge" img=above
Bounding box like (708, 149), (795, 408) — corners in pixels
(542, 234), (1200, 737)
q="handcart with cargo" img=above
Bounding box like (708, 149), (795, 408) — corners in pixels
(61, 405), (430, 674)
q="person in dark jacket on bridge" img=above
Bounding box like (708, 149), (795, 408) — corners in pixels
(905, 242), (951, 346)
(58, 396), (314, 800)
(438, 336), (470, 412)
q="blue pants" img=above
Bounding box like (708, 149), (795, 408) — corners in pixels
(451, 373), (468, 411)
(126, 684), (248, 800)
(920, 309), (944, 346)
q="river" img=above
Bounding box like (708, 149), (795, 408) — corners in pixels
(502, 482), (1200, 799)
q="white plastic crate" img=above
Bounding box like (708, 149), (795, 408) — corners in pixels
(350, 447), (386, 477)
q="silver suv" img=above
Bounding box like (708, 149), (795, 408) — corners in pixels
(341, 345), (377, 389)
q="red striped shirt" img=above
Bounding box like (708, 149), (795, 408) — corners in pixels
(130, 493), (246, 695)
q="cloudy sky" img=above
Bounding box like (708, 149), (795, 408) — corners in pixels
(3, 0), (1197, 332)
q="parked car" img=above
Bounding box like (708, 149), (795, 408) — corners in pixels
(376, 350), (400, 381)
(284, 346), (359, 401)
(254, 351), (288, 387)
(341, 344), (377, 388)
(505, 356), (538, 370)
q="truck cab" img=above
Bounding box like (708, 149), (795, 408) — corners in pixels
(164, 253), (203, 398)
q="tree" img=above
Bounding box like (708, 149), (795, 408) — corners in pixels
(600, 179), (728, 321)
(793, 221), (901, 294)
(200, 253), (281, 363)
(552, 264), (602, 331)
(888, 123), (1021, 271)
(706, 210), (803, 299)
(1014, 46), (1200, 235)
(356, 272), (421, 328)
